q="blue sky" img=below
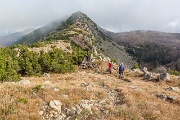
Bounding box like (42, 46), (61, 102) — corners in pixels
(1, 0), (180, 35)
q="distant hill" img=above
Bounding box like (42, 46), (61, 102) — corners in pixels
(103, 30), (180, 47)
(16, 11), (135, 68)
(15, 19), (64, 45)
(0, 28), (34, 47)
(101, 29), (180, 70)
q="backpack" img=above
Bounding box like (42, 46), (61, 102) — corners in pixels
(119, 65), (124, 71)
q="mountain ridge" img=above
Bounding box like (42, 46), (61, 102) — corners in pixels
(15, 11), (135, 68)
(14, 11), (180, 70)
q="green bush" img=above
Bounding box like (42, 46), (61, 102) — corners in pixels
(168, 69), (180, 76)
(0, 39), (89, 82)
(133, 63), (139, 69)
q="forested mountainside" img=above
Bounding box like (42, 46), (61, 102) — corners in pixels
(101, 29), (180, 71)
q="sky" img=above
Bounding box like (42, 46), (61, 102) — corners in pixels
(1, 0), (180, 36)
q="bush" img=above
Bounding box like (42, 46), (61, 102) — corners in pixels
(133, 63), (139, 69)
(168, 69), (180, 76)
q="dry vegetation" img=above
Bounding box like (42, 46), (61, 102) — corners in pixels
(0, 63), (180, 120)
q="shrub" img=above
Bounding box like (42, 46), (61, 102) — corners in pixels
(133, 63), (139, 69)
(17, 98), (28, 104)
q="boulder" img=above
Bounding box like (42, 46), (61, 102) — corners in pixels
(66, 109), (76, 116)
(159, 73), (170, 81)
(49, 100), (62, 113)
(42, 73), (50, 78)
(156, 94), (167, 100)
(166, 96), (179, 101)
(80, 100), (94, 114)
(142, 67), (154, 80)
(88, 54), (94, 61)
(166, 87), (180, 92)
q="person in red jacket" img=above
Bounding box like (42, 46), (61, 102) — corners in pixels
(109, 61), (113, 74)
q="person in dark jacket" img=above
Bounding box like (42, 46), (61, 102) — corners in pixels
(118, 63), (124, 79)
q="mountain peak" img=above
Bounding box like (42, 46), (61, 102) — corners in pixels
(72, 11), (86, 16)
(70, 11), (88, 21)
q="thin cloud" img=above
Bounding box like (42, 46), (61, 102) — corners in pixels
(0, 0), (180, 35)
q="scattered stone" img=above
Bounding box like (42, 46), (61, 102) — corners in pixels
(55, 113), (66, 120)
(98, 56), (103, 61)
(156, 94), (167, 100)
(156, 94), (178, 102)
(142, 67), (155, 80)
(122, 78), (132, 82)
(80, 82), (89, 87)
(88, 53), (94, 61)
(49, 100), (62, 113)
(39, 111), (44, 116)
(80, 100), (94, 114)
(17, 79), (30, 85)
(76, 105), (82, 114)
(166, 87), (180, 92)
(166, 96), (179, 101)
(42, 73), (50, 78)
(159, 73), (170, 81)
(66, 109), (76, 116)
(129, 86), (142, 91)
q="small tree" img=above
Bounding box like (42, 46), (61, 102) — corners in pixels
(133, 63), (139, 69)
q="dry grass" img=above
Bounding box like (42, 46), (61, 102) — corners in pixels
(0, 65), (180, 119)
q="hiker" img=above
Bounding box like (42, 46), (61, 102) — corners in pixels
(109, 61), (113, 74)
(118, 63), (125, 78)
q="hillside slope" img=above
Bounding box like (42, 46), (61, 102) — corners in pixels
(0, 28), (34, 47)
(101, 29), (180, 70)
(16, 11), (135, 68)
(106, 30), (180, 47)
(0, 68), (180, 120)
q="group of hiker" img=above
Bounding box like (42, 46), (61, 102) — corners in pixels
(108, 61), (125, 79)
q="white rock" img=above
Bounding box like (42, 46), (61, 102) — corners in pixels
(39, 111), (44, 116)
(80, 100), (93, 114)
(166, 87), (180, 92)
(17, 80), (30, 85)
(49, 100), (62, 113)
(167, 96), (178, 101)
(42, 73), (50, 78)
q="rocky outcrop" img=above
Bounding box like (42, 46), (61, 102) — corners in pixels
(159, 73), (170, 81)
(142, 67), (156, 80)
